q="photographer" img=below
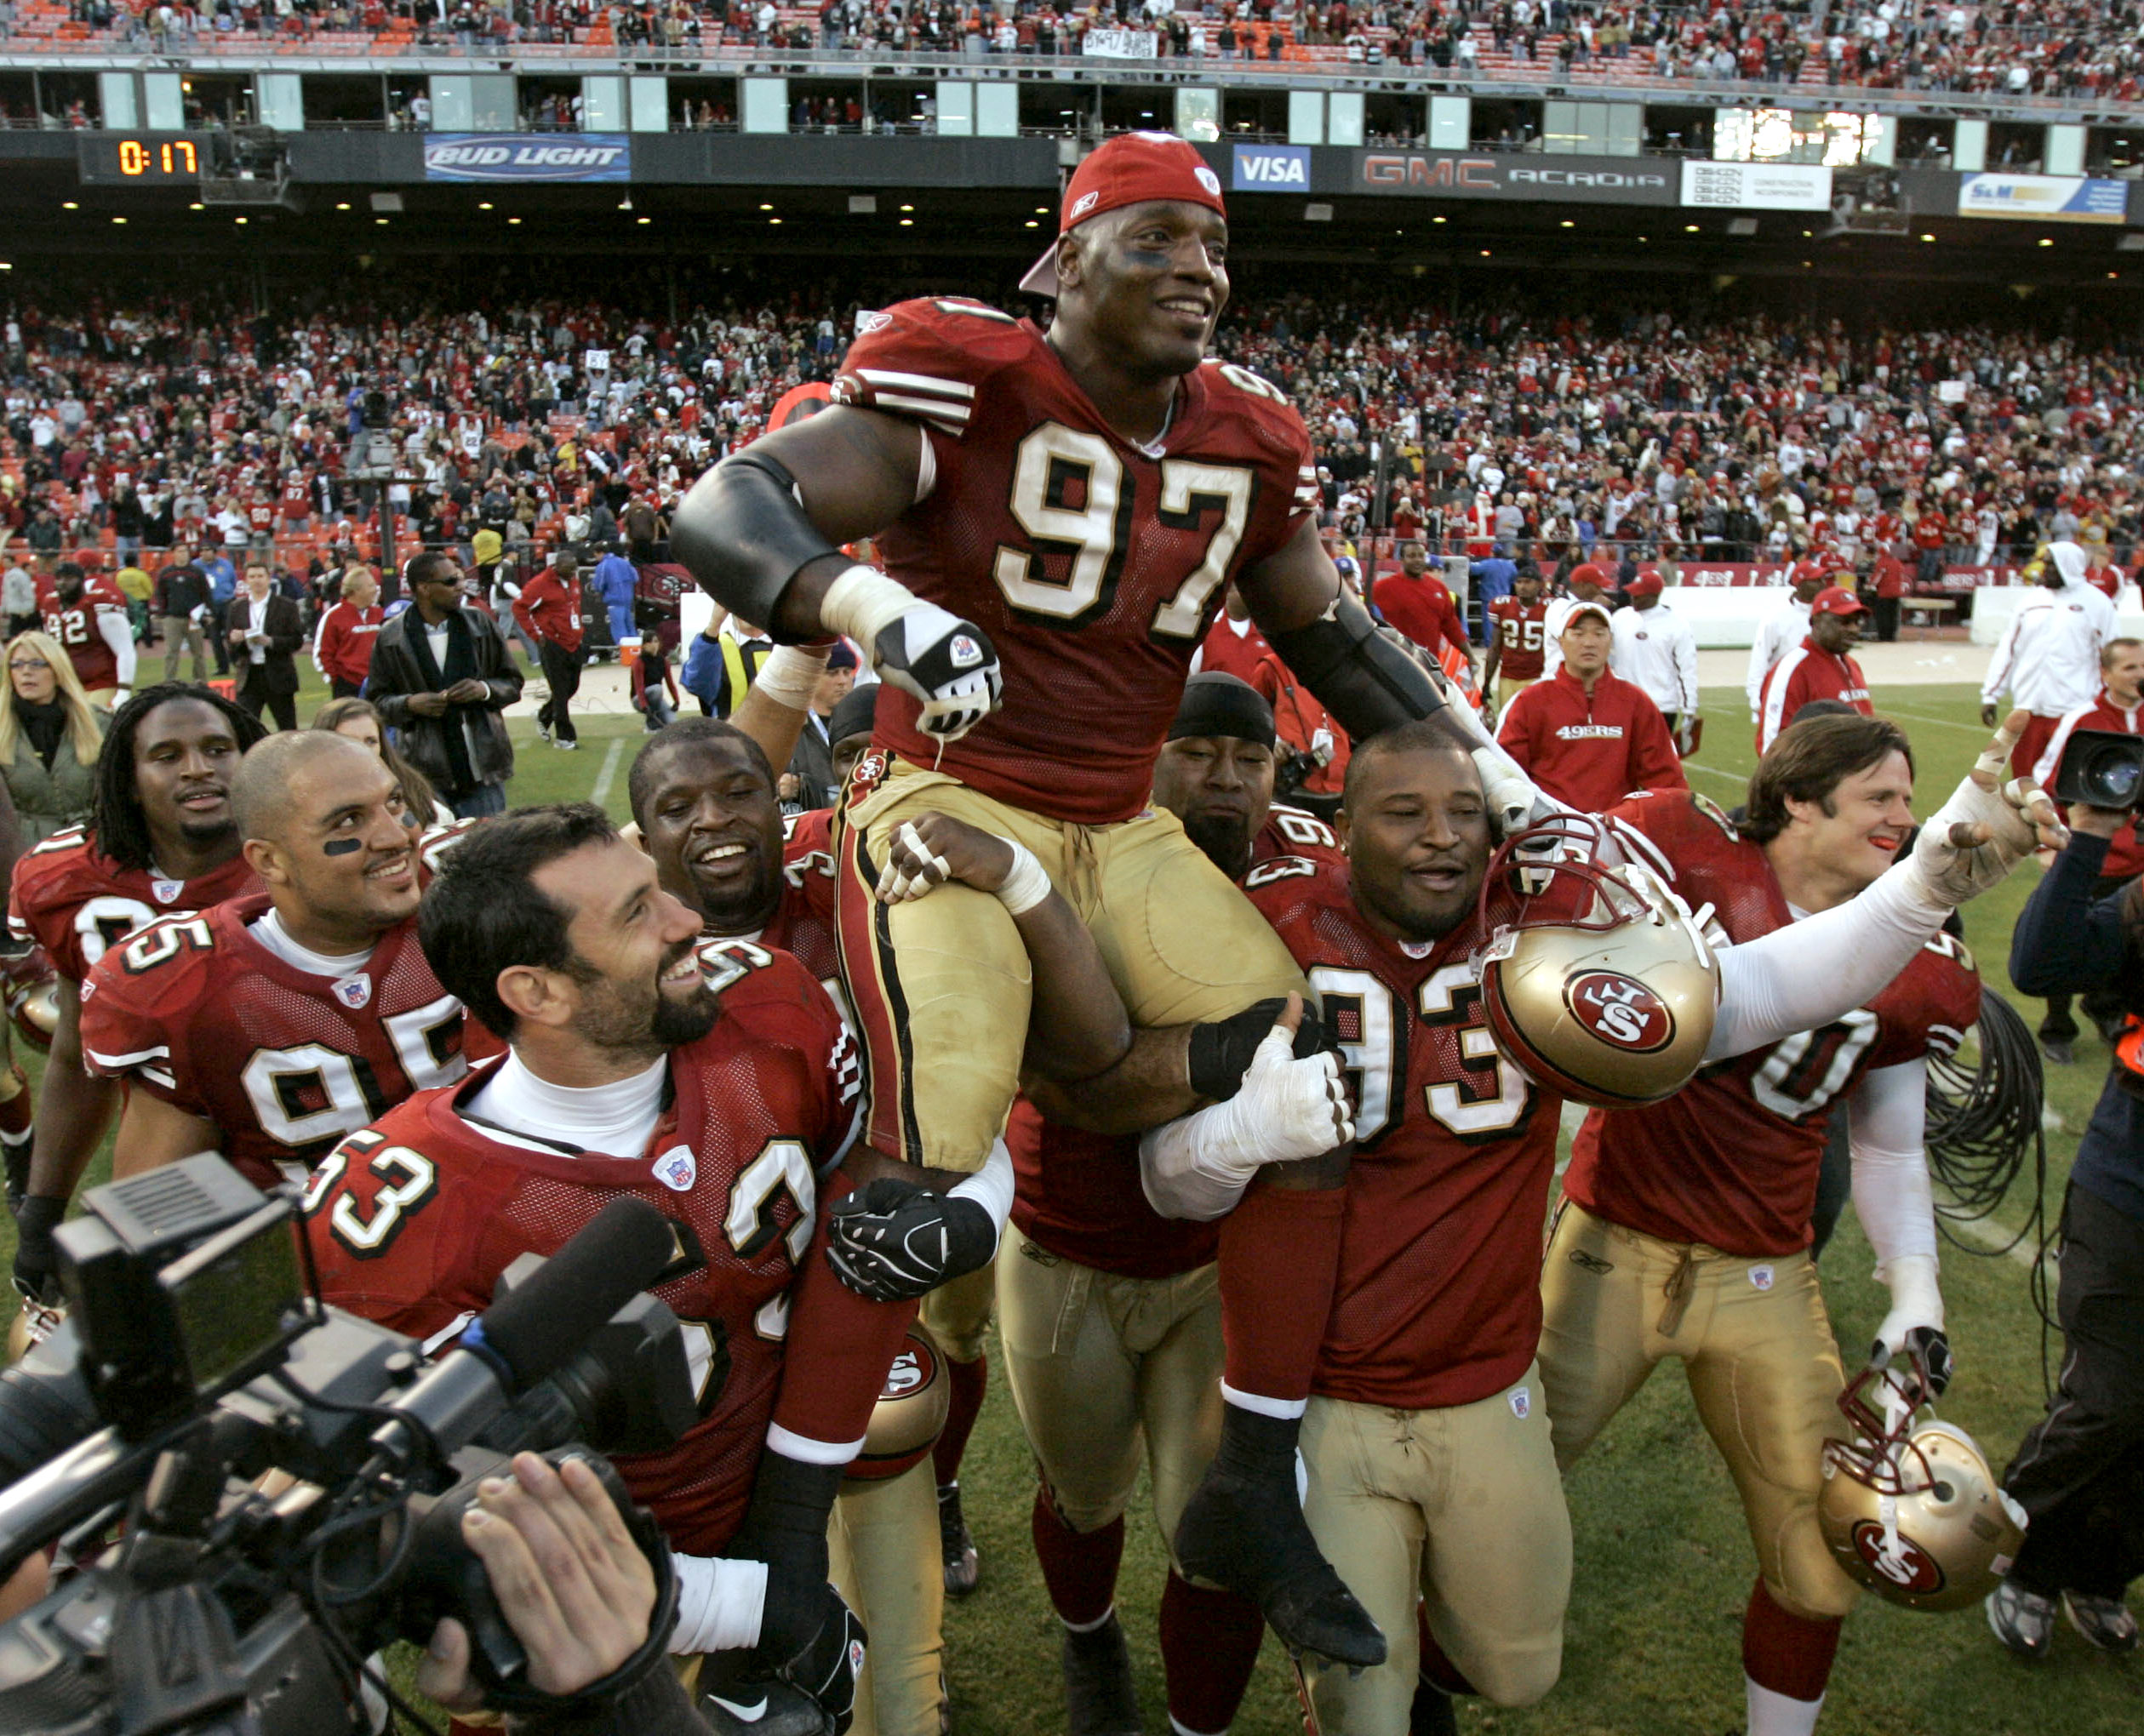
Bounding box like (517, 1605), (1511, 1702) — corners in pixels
(1988, 798), (2144, 1657)
(420, 1448), (718, 1736)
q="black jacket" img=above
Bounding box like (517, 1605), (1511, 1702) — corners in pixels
(367, 603), (523, 793)
(230, 592), (306, 701)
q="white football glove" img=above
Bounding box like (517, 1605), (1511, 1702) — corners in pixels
(1139, 1024), (1354, 1220)
(1904, 711), (2068, 907)
(1872, 1253), (1952, 1402)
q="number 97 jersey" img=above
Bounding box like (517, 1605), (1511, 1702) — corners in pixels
(832, 298), (1318, 825)
(77, 894), (500, 1192)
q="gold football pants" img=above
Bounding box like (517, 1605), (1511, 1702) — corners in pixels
(1297, 1368), (1571, 1730)
(1536, 1200), (1861, 1622)
(996, 1223), (1223, 1565)
(835, 758), (1305, 1170)
(829, 1458), (944, 1736)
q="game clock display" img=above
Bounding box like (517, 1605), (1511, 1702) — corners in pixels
(77, 134), (209, 185)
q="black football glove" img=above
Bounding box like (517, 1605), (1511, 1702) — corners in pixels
(869, 603), (1001, 742)
(765, 1583), (866, 1736)
(1187, 997), (1333, 1103)
(1880, 1326), (1954, 1405)
(826, 1178), (996, 1303)
(12, 1195), (66, 1305)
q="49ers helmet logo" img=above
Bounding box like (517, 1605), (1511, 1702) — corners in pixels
(1846, 1519), (1946, 1596)
(1564, 970), (1675, 1053)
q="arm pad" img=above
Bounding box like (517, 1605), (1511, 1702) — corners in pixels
(1265, 591), (1449, 741)
(669, 449), (841, 642)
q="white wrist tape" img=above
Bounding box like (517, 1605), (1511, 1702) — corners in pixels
(752, 642), (833, 710)
(1139, 1027), (1350, 1221)
(947, 1138), (1015, 1243)
(820, 563), (919, 651)
(992, 839), (1051, 917)
(671, 1552), (768, 1655)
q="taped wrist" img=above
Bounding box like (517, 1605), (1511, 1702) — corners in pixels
(820, 564), (922, 651)
(946, 1139), (1015, 1248)
(1187, 997), (1329, 1101)
(1265, 591), (1447, 741)
(669, 449), (843, 640)
(752, 642), (835, 711)
(672, 1553), (768, 1655)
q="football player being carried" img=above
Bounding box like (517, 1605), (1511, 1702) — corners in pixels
(306, 805), (922, 1731)
(10, 683), (266, 1304)
(1540, 713), (1995, 1736)
(882, 711), (2058, 1736)
(672, 129), (1491, 1668)
(630, 709), (974, 1736)
(75, 729), (495, 1192)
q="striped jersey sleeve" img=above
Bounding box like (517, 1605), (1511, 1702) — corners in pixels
(832, 297), (1033, 440)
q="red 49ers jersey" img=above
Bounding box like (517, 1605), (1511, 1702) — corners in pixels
(767, 808), (839, 986)
(1563, 791), (1981, 1257)
(1487, 597), (1547, 682)
(77, 894), (501, 1192)
(832, 299), (1317, 824)
(1248, 854), (1558, 1410)
(9, 826), (259, 985)
(37, 576), (129, 691)
(1007, 805), (1348, 1280)
(301, 945), (861, 1556)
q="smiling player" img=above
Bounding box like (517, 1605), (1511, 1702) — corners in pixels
(76, 730), (497, 1191)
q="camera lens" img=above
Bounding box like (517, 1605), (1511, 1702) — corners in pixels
(2095, 757), (2142, 805)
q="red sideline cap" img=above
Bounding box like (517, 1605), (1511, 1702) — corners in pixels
(1567, 562), (1609, 591)
(1019, 132), (1227, 299)
(1810, 584), (1870, 618)
(1625, 570), (1665, 598)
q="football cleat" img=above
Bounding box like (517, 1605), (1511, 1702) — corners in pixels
(939, 1482), (981, 1597)
(1473, 814), (1721, 1108)
(1821, 1345), (2027, 1613)
(1061, 1611), (1141, 1736)
(1174, 1408), (1385, 1670)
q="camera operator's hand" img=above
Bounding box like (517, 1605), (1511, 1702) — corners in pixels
(2069, 802), (2129, 840)
(416, 1452), (657, 1714)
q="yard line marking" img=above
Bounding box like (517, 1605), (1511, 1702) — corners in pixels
(1878, 706), (1987, 736)
(589, 738), (626, 807)
(1683, 761), (1747, 788)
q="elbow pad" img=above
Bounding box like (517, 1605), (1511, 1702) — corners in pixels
(1266, 591), (1449, 741)
(669, 449), (842, 641)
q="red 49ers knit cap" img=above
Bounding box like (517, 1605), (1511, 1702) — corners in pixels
(1018, 131), (1228, 299)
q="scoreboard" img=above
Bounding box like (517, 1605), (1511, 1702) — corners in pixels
(77, 134), (210, 186)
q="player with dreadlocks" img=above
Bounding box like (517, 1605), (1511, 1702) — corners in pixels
(9, 682), (266, 1303)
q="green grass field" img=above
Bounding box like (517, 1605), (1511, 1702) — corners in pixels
(3, 668), (2138, 1734)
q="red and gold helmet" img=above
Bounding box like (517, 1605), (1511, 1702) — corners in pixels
(845, 1327), (949, 1485)
(2, 945), (60, 1053)
(1819, 1351), (2027, 1613)
(1473, 814), (1721, 1108)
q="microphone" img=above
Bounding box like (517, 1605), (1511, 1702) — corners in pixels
(369, 1196), (678, 1470)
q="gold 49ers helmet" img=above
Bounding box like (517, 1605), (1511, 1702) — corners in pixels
(1, 945), (58, 1053)
(844, 1326), (950, 1485)
(1474, 814), (1722, 1108)
(1819, 1352), (2027, 1613)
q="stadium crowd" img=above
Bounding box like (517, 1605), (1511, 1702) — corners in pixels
(3, 276), (2141, 610)
(6, 0), (2141, 102)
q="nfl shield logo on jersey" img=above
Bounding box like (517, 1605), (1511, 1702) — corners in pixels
(1510, 1386), (1532, 1420)
(332, 974), (373, 1011)
(152, 878), (184, 905)
(653, 1144), (697, 1192)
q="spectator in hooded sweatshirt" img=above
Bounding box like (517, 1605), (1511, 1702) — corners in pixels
(1982, 540), (2119, 781)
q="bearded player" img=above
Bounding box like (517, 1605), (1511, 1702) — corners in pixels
(672, 131), (1481, 1665)
(305, 805), (919, 1726)
(1539, 714), (1985, 1736)
(1121, 715), (2055, 1736)
(38, 560), (137, 710)
(10, 683), (265, 1302)
(75, 731), (493, 1192)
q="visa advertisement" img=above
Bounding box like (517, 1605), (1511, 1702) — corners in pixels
(1232, 144), (1310, 192)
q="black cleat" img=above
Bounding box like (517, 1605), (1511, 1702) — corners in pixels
(1174, 1408), (1386, 1670)
(939, 1482), (981, 1597)
(1408, 1677), (1458, 1736)
(1061, 1611), (1142, 1736)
